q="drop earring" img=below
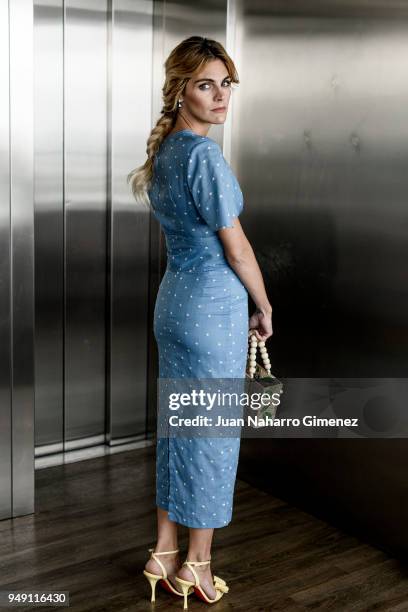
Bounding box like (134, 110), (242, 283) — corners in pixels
(178, 99), (183, 108)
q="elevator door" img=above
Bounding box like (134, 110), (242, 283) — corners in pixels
(34, 0), (152, 458)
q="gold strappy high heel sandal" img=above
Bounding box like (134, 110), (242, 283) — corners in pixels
(175, 557), (229, 609)
(143, 548), (193, 602)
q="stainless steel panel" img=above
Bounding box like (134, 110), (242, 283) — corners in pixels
(231, 0), (408, 560)
(64, 0), (108, 442)
(0, 0), (12, 520)
(109, 0), (152, 442)
(232, 0), (408, 375)
(10, 0), (35, 516)
(34, 0), (153, 457)
(34, 0), (64, 451)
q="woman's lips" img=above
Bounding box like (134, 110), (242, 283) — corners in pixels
(212, 107), (226, 112)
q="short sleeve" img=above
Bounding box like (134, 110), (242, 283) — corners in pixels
(186, 139), (243, 231)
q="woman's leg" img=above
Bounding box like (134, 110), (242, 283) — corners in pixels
(176, 527), (217, 599)
(156, 506), (178, 550)
(144, 508), (182, 590)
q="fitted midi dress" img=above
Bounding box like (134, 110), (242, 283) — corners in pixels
(148, 128), (248, 528)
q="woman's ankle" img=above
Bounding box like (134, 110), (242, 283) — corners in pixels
(154, 539), (178, 552)
(186, 550), (211, 562)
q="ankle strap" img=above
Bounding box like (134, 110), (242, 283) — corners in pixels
(184, 558), (211, 566)
(183, 558), (211, 586)
(148, 548), (179, 555)
(148, 548), (179, 580)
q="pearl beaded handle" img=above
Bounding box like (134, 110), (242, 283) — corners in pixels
(247, 330), (271, 378)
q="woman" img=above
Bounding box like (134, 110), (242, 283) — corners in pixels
(128, 36), (273, 608)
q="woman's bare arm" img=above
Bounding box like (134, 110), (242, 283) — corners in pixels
(218, 218), (273, 341)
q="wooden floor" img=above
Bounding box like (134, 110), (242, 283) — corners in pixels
(1, 445), (408, 611)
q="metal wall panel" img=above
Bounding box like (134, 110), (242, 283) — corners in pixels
(34, 0), (153, 456)
(231, 0), (408, 376)
(64, 0), (108, 444)
(0, 0), (12, 520)
(109, 0), (152, 442)
(9, 0), (35, 517)
(34, 0), (64, 452)
(232, 0), (408, 559)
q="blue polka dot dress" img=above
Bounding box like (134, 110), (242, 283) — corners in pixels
(147, 128), (248, 528)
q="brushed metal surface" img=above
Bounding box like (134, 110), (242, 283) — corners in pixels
(34, 0), (152, 462)
(108, 0), (152, 442)
(0, 0), (12, 520)
(10, 0), (35, 517)
(64, 0), (108, 443)
(34, 0), (64, 452)
(232, 0), (408, 376)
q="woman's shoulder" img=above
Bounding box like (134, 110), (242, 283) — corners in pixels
(187, 134), (224, 165)
(187, 135), (242, 200)
(188, 132), (220, 148)
(160, 129), (213, 157)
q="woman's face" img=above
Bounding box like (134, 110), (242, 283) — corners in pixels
(182, 58), (232, 127)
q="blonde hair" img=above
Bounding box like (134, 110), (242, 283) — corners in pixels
(127, 35), (239, 208)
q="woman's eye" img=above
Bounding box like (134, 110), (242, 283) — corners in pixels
(199, 81), (232, 90)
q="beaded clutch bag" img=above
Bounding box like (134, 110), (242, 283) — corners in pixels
(245, 330), (283, 427)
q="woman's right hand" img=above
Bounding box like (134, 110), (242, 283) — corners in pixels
(248, 307), (273, 342)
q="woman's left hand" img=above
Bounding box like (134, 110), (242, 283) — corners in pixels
(248, 308), (273, 342)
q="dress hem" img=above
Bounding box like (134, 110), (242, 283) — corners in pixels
(156, 502), (232, 529)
